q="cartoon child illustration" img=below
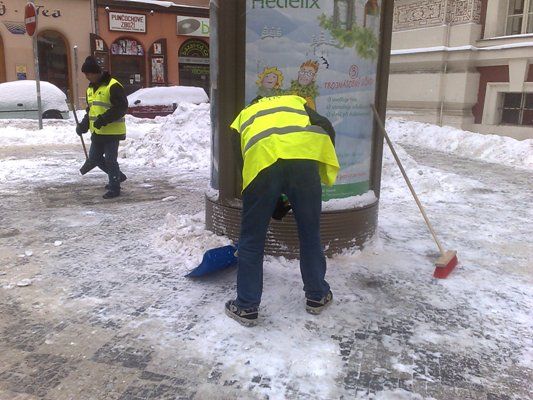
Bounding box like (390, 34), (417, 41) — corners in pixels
(288, 60), (320, 110)
(255, 67), (284, 97)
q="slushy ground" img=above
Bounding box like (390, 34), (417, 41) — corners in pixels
(0, 113), (531, 400)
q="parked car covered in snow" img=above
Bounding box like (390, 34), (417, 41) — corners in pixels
(0, 80), (69, 120)
(127, 86), (208, 119)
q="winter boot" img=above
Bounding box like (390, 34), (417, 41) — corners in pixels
(306, 290), (333, 315)
(225, 300), (258, 327)
(105, 173), (127, 190)
(102, 189), (120, 199)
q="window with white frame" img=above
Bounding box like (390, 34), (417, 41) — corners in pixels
(506, 0), (533, 35)
(500, 92), (533, 125)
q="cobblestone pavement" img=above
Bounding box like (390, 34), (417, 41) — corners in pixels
(0, 144), (531, 399)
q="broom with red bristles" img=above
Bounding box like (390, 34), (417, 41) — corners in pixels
(371, 105), (458, 278)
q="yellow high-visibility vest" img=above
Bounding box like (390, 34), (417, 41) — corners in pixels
(231, 95), (339, 191)
(87, 78), (126, 135)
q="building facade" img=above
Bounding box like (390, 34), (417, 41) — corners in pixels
(0, 0), (94, 107)
(388, 0), (533, 140)
(94, 0), (209, 96)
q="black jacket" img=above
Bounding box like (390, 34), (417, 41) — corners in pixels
(79, 72), (128, 142)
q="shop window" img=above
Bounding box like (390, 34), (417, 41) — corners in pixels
(149, 39), (167, 86)
(178, 39), (209, 96)
(500, 92), (533, 125)
(506, 0), (533, 35)
(37, 31), (70, 95)
(110, 37), (145, 96)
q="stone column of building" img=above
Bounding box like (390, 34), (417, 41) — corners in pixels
(388, 1), (483, 128)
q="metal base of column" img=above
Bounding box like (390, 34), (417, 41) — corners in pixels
(205, 196), (379, 258)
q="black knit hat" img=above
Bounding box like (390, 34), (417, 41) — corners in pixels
(81, 56), (102, 74)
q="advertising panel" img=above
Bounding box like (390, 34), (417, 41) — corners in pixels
(245, 0), (381, 200)
(177, 16), (210, 37)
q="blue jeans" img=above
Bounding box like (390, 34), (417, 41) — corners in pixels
(89, 139), (121, 191)
(236, 159), (330, 308)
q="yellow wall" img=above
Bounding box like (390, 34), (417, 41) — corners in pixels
(0, 0), (93, 107)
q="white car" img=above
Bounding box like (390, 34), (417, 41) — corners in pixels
(0, 80), (70, 120)
(127, 86), (208, 118)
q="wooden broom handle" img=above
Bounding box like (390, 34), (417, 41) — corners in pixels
(371, 105), (445, 256)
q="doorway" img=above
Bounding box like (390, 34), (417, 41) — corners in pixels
(178, 39), (210, 96)
(37, 31), (70, 94)
(111, 56), (145, 95)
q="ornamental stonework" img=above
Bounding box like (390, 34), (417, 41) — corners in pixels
(393, 0), (446, 31)
(447, 0), (482, 24)
(393, 0), (482, 31)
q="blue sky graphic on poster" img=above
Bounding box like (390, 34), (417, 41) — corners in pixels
(245, 0), (381, 199)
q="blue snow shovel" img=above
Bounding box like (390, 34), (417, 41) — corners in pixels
(186, 244), (238, 277)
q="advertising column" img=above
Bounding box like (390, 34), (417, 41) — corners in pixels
(245, 0), (381, 200)
(206, 0), (393, 257)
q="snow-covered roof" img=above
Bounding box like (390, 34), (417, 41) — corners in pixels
(392, 41), (533, 55)
(0, 80), (68, 111)
(128, 86), (208, 107)
(119, 0), (208, 8)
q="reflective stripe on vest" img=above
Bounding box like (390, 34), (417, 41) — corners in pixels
(230, 95), (339, 191)
(87, 77), (126, 135)
(243, 124), (329, 153)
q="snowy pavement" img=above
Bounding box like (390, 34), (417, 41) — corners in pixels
(0, 115), (531, 400)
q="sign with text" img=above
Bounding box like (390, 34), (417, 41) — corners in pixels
(109, 12), (146, 33)
(245, 0), (382, 199)
(177, 16), (209, 37)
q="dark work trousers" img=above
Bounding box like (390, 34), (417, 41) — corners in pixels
(236, 159), (330, 309)
(88, 139), (121, 192)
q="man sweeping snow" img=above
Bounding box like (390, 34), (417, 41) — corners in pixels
(76, 56), (128, 199)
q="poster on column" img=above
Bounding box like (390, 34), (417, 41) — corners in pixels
(245, 0), (381, 200)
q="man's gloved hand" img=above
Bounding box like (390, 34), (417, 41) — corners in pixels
(93, 115), (106, 129)
(77, 114), (89, 135)
(75, 124), (85, 136)
(272, 194), (292, 221)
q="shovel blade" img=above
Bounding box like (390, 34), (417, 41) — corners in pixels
(186, 244), (238, 277)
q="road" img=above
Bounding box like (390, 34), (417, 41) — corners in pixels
(0, 141), (531, 400)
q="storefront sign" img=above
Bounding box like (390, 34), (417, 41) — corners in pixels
(177, 16), (209, 37)
(109, 12), (146, 33)
(245, 0), (381, 199)
(36, 5), (61, 18)
(179, 39), (209, 58)
(0, 2), (61, 18)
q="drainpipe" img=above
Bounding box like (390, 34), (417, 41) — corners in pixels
(91, 0), (98, 36)
(438, 1), (451, 127)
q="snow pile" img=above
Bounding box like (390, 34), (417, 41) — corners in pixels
(323, 191), (377, 210)
(121, 0), (179, 7)
(0, 119), (77, 146)
(387, 118), (533, 170)
(155, 212), (232, 273)
(128, 86), (208, 107)
(121, 0), (208, 8)
(0, 80), (68, 112)
(121, 102), (210, 171)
